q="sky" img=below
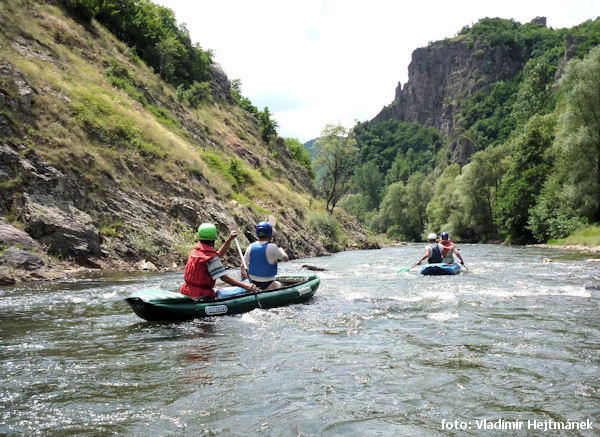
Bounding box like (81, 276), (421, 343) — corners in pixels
(155, 0), (600, 143)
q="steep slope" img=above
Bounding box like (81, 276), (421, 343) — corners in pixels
(0, 0), (372, 282)
(371, 17), (588, 162)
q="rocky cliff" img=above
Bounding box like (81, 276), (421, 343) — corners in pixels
(0, 1), (373, 284)
(371, 17), (579, 162)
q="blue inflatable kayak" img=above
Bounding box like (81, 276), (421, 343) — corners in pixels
(420, 263), (461, 275)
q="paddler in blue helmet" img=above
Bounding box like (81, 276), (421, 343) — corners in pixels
(439, 231), (465, 266)
(242, 221), (289, 290)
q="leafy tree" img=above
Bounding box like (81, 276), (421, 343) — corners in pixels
(459, 79), (519, 150)
(156, 36), (185, 82)
(424, 164), (462, 237)
(496, 115), (554, 242)
(177, 81), (211, 108)
(338, 193), (369, 224)
(554, 46), (600, 221)
(60, 0), (98, 21)
(353, 120), (443, 176)
(454, 144), (511, 241)
(313, 124), (358, 213)
(283, 138), (315, 178)
(353, 162), (383, 210)
(510, 57), (557, 127)
(404, 172), (433, 238)
(78, 0), (213, 89)
(370, 172), (431, 240)
(230, 79), (259, 117)
(258, 107), (278, 142)
(528, 46), (600, 241)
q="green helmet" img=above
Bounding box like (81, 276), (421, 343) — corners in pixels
(197, 223), (217, 240)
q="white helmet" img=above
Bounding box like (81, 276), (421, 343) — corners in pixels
(427, 233), (437, 240)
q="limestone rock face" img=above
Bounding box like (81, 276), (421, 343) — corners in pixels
(370, 18), (576, 164)
(0, 246), (45, 270)
(0, 220), (41, 251)
(22, 196), (101, 262)
(372, 37), (526, 162)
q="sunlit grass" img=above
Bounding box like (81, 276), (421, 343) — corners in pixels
(547, 223), (600, 247)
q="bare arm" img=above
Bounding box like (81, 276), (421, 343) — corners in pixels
(453, 247), (464, 264)
(221, 274), (257, 292)
(417, 249), (429, 265)
(217, 231), (237, 258)
(278, 248), (289, 262)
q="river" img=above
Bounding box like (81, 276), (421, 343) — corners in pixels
(1, 244), (599, 436)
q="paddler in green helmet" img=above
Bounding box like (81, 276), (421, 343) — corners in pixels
(179, 223), (257, 299)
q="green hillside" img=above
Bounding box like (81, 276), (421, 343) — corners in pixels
(0, 0), (372, 282)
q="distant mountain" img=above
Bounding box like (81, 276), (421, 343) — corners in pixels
(303, 138), (319, 158)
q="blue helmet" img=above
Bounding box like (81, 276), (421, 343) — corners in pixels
(256, 221), (273, 237)
(441, 232), (449, 240)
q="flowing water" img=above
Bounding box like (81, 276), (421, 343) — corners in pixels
(1, 244), (599, 436)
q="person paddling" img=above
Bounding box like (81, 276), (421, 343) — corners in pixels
(439, 231), (465, 266)
(179, 223), (257, 299)
(416, 233), (443, 266)
(242, 221), (289, 290)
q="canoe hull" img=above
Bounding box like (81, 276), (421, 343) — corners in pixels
(420, 263), (461, 276)
(126, 274), (320, 321)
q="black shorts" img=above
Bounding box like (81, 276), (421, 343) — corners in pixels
(251, 280), (274, 290)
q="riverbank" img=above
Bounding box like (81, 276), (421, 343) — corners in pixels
(0, 216), (379, 285)
(528, 243), (600, 255)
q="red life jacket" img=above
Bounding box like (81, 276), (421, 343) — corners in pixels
(440, 239), (455, 258)
(179, 242), (218, 298)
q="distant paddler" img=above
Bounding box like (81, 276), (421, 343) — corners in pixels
(415, 231), (466, 269)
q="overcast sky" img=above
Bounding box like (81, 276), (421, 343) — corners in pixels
(155, 0), (600, 143)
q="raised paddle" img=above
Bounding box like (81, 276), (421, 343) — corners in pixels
(397, 263), (419, 273)
(234, 236), (262, 309)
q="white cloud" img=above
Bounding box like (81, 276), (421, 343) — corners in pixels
(156, 0), (600, 142)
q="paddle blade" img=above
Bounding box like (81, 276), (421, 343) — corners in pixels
(397, 268), (410, 274)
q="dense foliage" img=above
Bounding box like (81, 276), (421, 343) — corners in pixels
(60, 0), (213, 90)
(337, 17), (600, 243)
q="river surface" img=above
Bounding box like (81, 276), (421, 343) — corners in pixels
(1, 244), (599, 436)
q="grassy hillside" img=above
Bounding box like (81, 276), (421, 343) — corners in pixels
(0, 0), (372, 278)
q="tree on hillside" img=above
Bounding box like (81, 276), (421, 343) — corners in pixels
(528, 46), (600, 241)
(156, 36), (185, 82)
(313, 124), (358, 213)
(555, 46), (600, 221)
(496, 114), (554, 243)
(353, 162), (383, 210)
(424, 164), (462, 237)
(258, 107), (278, 142)
(283, 138), (315, 178)
(455, 144), (511, 241)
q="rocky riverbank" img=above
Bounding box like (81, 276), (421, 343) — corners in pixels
(527, 243), (600, 255)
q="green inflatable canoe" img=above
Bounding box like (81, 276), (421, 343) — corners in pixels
(126, 274), (320, 321)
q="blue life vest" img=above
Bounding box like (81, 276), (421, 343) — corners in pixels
(248, 242), (277, 278)
(428, 243), (443, 264)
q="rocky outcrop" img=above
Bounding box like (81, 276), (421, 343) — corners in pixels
(0, 220), (41, 250)
(372, 34), (528, 162)
(370, 17), (577, 163)
(21, 196), (101, 262)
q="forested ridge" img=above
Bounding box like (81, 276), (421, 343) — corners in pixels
(331, 17), (600, 244)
